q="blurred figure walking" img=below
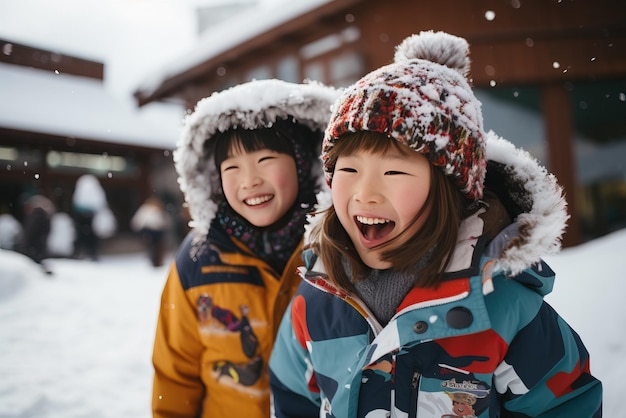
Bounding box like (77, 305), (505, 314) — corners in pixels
(0, 211), (22, 251)
(20, 195), (55, 274)
(47, 212), (76, 258)
(72, 174), (115, 261)
(131, 196), (168, 267)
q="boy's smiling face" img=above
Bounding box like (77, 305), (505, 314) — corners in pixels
(220, 147), (298, 227)
(331, 146), (431, 269)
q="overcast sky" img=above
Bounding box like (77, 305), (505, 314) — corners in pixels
(0, 0), (201, 104)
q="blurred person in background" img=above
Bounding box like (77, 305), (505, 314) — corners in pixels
(71, 174), (116, 261)
(19, 194), (55, 275)
(0, 208), (22, 251)
(131, 196), (169, 267)
(47, 211), (76, 258)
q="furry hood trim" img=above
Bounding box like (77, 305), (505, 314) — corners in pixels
(174, 79), (340, 236)
(306, 132), (569, 276)
(484, 131), (568, 275)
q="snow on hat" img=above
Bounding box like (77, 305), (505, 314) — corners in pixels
(175, 79), (339, 236)
(322, 30), (486, 201)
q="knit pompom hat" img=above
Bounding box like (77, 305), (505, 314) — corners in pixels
(322, 30), (486, 201)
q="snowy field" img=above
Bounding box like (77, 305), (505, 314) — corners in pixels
(1, 228), (625, 417)
(0, 251), (168, 418)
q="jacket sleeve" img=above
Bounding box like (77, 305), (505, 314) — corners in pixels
(152, 260), (205, 418)
(269, 292), (321, 418)
(491, 273), (602, 417)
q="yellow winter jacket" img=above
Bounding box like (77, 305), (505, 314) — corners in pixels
(152, 227), (303, 418)
(156, 78), (338, 417)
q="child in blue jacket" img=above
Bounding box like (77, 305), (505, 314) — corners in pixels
(269, 31), (602, 417)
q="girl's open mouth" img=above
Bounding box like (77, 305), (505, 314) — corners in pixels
(356, 215), (395, 242)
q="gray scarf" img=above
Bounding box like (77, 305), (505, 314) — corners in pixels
(350, 255), (431, 325)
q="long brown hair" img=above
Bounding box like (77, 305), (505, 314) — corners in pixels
(311, 131), (474, 291)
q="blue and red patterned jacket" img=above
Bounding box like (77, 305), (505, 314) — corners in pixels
(269, 133), (602, 417)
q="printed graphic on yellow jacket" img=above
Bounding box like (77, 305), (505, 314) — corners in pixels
(197, 294), (263, 386)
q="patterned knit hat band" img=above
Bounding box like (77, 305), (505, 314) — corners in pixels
(322, 31), (487, 201)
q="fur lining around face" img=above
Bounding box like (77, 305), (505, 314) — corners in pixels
(174, 79), (340, 237)
(484, 131), (569, 275)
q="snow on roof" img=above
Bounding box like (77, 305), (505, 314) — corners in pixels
(0, 62), (184, 150)
(136, 0), (334, 97)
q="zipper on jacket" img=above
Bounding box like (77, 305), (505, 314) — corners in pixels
(409, 370), (421, 418)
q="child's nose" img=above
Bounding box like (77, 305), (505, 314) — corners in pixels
(241, 169), (262, 189)
(354, 179), (383, 204)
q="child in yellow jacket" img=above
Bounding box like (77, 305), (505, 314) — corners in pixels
(152, 79), (338, 418)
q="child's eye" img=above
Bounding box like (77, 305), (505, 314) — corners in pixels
(259, 156), (276, 163)
(337, 167), (357, 173)
(222, 164), (238, 172)
(385, 170), (406, 175)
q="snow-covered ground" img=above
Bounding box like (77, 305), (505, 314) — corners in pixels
(1, 228), (624, 417)
(0, 251), (168, 418)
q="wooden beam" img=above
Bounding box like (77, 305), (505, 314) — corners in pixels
(469, 35), (626, 87)
(541, 83), (580, 247)
(0, 39), (104, 80)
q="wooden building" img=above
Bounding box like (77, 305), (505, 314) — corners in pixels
(134, 0), (626, 247)
(0, 39), (183, 239)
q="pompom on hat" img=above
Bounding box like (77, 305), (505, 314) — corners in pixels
(322, 30), (487, 201)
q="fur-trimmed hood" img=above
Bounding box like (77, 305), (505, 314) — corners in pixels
(174, 79), (340, 236)
(483, 131), (568, 275)
(306, 132), (569, 277)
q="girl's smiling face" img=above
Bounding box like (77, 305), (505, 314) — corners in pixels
(220, 146), (298, 227)
(331, 145), (431, 269)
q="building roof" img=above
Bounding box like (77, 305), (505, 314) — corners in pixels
(133, 0), (353, 106)
(0, 61), (184, 150)
(129, 0), (625, 185)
